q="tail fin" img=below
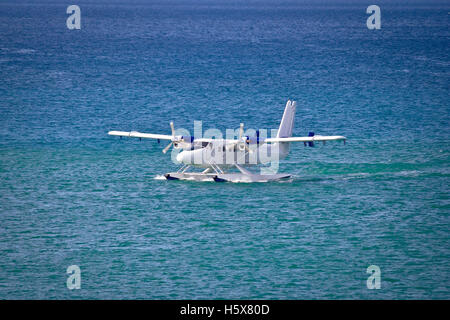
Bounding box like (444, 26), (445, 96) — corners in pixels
(277, 100), (297, 138)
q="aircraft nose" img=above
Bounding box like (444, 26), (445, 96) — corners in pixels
(176, 151), (184, 163)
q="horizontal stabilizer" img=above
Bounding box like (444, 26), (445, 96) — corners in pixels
(265, 135), (346, 143)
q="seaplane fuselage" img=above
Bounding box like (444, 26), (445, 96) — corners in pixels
(175, 139), (289, 168)
(108, 100), (346, 182)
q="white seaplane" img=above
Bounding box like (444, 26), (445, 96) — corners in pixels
(108, 100), (346, 182)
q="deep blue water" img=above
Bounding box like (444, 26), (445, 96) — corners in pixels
(0, 0), (449, 299)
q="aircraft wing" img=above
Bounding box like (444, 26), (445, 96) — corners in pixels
(265, 135), (346, 143)
(194, 138), (239, 143)
(108, 131), (173, 140)
(108, 132), (237, 143)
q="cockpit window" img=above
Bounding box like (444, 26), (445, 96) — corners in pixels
(193, 141), (210, 149)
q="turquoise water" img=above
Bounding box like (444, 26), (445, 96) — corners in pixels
(0, 1), (449, 299)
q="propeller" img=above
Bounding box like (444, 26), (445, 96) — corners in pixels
(162, 141), (173, 154)
(162, 121), (176, 154)
(239, 123), (244, 141)
(236, 123), (252, 153)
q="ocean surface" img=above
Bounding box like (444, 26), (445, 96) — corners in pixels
(0, 0), (449, 299)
